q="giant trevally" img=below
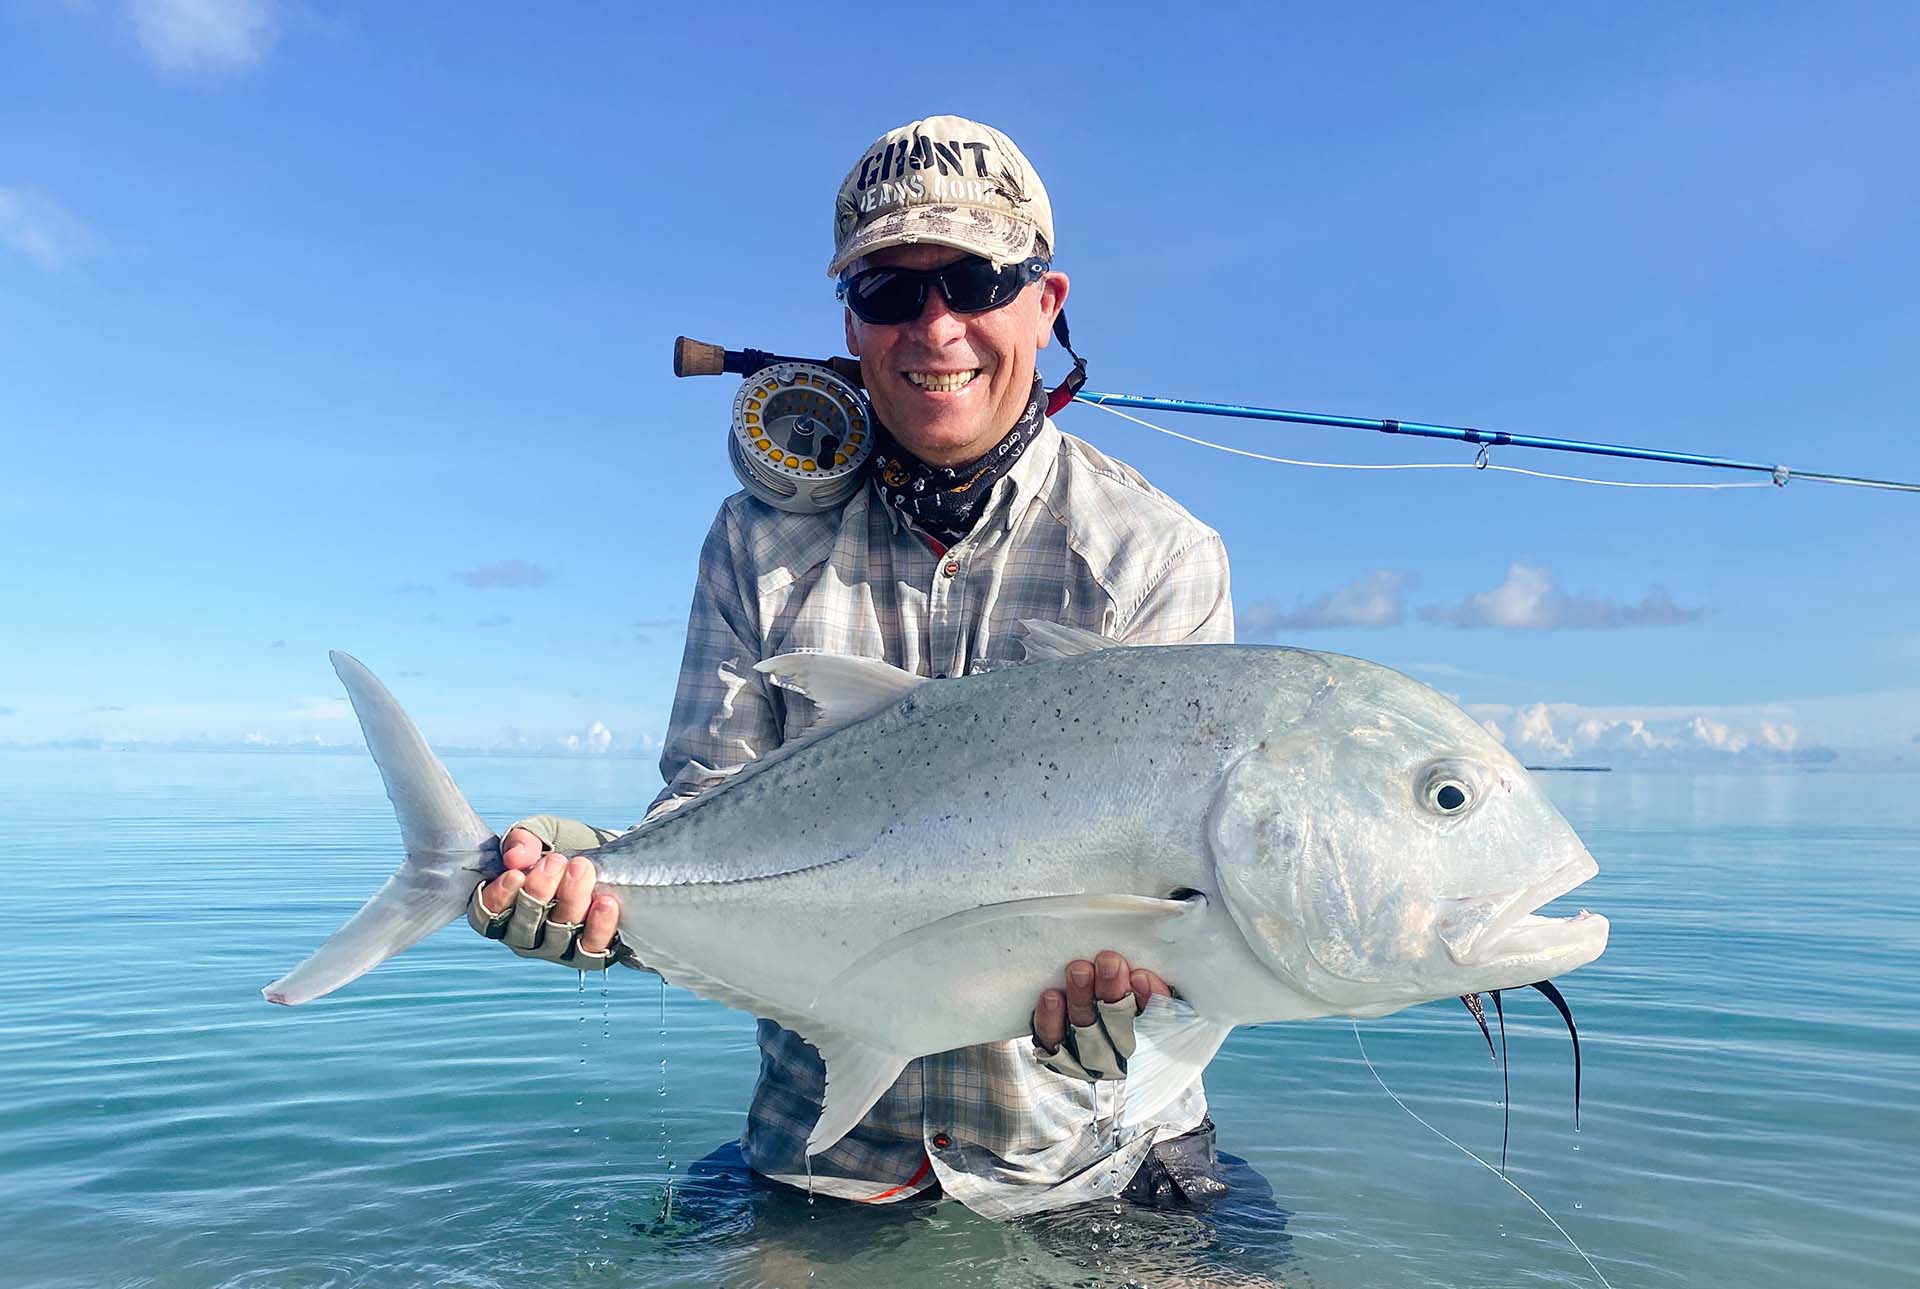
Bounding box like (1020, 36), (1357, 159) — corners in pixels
(265, 624), (1608, 1185)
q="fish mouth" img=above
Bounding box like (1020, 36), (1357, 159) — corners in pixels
(1437, 855), (1606, 967)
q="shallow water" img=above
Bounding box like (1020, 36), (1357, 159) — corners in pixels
(1, 750), (1914, 1287)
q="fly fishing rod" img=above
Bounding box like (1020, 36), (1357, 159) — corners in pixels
(674, 337), (1920, 496)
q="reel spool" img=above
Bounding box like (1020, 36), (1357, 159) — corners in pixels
(727, 362), (872, 513)
(676, 337), (876, 514)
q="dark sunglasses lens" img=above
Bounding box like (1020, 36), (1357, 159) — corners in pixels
(939, 259), (1021, 312)
(846, 269), (925, 324)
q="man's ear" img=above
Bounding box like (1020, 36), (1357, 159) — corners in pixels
(844, 307), (862, 357)
(1034, 271), (1070, 349)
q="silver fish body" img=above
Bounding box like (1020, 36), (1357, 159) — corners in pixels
(266, 632), (1608, 1161)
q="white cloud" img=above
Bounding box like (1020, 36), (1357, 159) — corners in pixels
(456, 560), (553, 590)
(559, 720), (616, 754)
(1241, 570), (1410, 636)
(0, 186), (97, 270)
(1473, 699), (1840, 766)
(1421, 563), (1700, 630)
(130, 0), (276, 74)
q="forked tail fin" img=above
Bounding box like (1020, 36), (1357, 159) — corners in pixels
(262, 652), (501, 1005)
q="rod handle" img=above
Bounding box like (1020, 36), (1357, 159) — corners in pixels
(674, 336), (729, 377)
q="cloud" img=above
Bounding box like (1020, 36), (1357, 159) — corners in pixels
(1475, 700), (1838, 766)
(558, 720), (615, 754)
(0, 707), (14, 717)
(456, 560), (552, 590)
(1241, 571), (1410, 636)
(94, 705), (126, 713)
(1420, 563), (1700, 630)
(269, 638), (288, 648)
(0, 186), (97, 270)
(633, 615), (682, 646)
(130, 0), (277, 74)
(475, 614), (512, 629)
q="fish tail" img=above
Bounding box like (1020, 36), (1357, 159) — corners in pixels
(261, 652), (502, 1006)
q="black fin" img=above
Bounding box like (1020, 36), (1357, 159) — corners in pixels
(1460, 993), (1495, 1059)
(1492, 988), (1511, 1174)
(1528, 978), (1583, 1130)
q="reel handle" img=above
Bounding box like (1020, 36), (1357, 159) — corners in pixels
(673, 336), (865, 388)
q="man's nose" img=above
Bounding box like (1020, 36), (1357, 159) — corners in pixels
(907, 287), (968, 344)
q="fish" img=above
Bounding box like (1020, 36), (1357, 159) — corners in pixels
(264, 623), (1609, 1169)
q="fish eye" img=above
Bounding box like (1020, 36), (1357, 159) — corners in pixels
(1417, 763), (1479, 817)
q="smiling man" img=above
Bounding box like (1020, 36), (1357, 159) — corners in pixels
(469, 116), (1239, 1219)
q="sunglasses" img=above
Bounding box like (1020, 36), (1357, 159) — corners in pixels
(836, 255), (1050, 326)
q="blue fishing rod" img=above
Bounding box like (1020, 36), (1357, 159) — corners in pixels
(1072, 390), (1920, 494)
(674, 337), (1920, 495)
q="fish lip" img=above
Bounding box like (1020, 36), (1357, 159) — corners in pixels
(1438, 854), (1600, 966)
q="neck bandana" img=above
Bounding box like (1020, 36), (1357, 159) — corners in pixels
(870, 376), (1046, 547)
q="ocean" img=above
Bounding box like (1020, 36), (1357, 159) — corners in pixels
(1, 748), (1913, 1287)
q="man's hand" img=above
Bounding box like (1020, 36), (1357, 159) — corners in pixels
(474, 826), (623, 960)
(1032, 950), (1172, 1080)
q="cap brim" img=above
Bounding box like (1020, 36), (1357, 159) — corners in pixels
(828, 204), (1041, 277)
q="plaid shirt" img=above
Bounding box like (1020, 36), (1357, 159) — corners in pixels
(645, 418), (1233, 1217)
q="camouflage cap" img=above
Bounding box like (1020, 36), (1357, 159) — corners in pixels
(828, 114), (1054, 278)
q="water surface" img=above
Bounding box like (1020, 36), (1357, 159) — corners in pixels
(1, 750), (1914, 1286)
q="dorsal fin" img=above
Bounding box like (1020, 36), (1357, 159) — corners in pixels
(754, 652), (926, 738)
(1018, 619), (1121, 663)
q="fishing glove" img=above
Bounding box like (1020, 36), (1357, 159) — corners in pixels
(1033, 994), (1140, 1081)
(466, 815), (649, 972)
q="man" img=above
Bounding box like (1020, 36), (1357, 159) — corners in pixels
(469, 115), (1235, 1218)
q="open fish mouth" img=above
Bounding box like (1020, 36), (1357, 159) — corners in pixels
(1437, 855), (1606, 967)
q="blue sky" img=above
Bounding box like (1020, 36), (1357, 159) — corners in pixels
(3, 1), (1917, 768)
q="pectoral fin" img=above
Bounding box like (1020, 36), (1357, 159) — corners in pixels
(1119, 994), (1234, 1130)
(818, 892), (1208, 1005)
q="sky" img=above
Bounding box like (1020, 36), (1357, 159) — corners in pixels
(3, 1), (1917, 772)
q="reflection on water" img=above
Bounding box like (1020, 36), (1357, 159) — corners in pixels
(0, 750), (1914, 1287)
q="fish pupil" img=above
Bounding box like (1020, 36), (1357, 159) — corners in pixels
(1436, 783), (1467, 811)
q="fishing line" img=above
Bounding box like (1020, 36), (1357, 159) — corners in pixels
(1352, 1023), (1615, 1289)
(1076, 398), (1776, 491)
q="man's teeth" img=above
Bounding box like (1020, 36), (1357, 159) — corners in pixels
(905, 370), (980, 392)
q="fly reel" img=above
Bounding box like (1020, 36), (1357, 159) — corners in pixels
(726, 362), (872, 513)
(674, 337), (875, 514)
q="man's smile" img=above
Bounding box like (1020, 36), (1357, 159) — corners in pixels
(903, 369), (983, 393)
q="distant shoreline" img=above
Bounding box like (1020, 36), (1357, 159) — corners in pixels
(1525, 765), (1613, 772)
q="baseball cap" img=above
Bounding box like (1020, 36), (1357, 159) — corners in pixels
(828, 114), (1054, 278)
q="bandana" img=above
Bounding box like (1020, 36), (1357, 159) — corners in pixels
(870, 376), (1046, 547)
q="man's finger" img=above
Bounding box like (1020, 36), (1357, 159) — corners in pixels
(478, 867), (524, 918)
(501, 827), (545, 872)
(1065, 959), (1096, 1028)
(1094, 950), (1130, 1005)
(1033, 989), (1066, 1053)
(579, 893), (620, 957)
(551, 856), (596, 926)
(521, 852), (566, 903)
(1130, 968), (1171, 1011)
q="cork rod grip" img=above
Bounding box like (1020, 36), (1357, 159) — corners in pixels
(672, 337), (867, 388)
(673, 336), (729, 377)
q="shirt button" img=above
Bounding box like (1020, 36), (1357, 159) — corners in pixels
(931, 1132), (952, 1150)
(942, 560), (959, 578)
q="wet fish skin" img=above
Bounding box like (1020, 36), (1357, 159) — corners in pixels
(264, 633), (1609, 1159)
